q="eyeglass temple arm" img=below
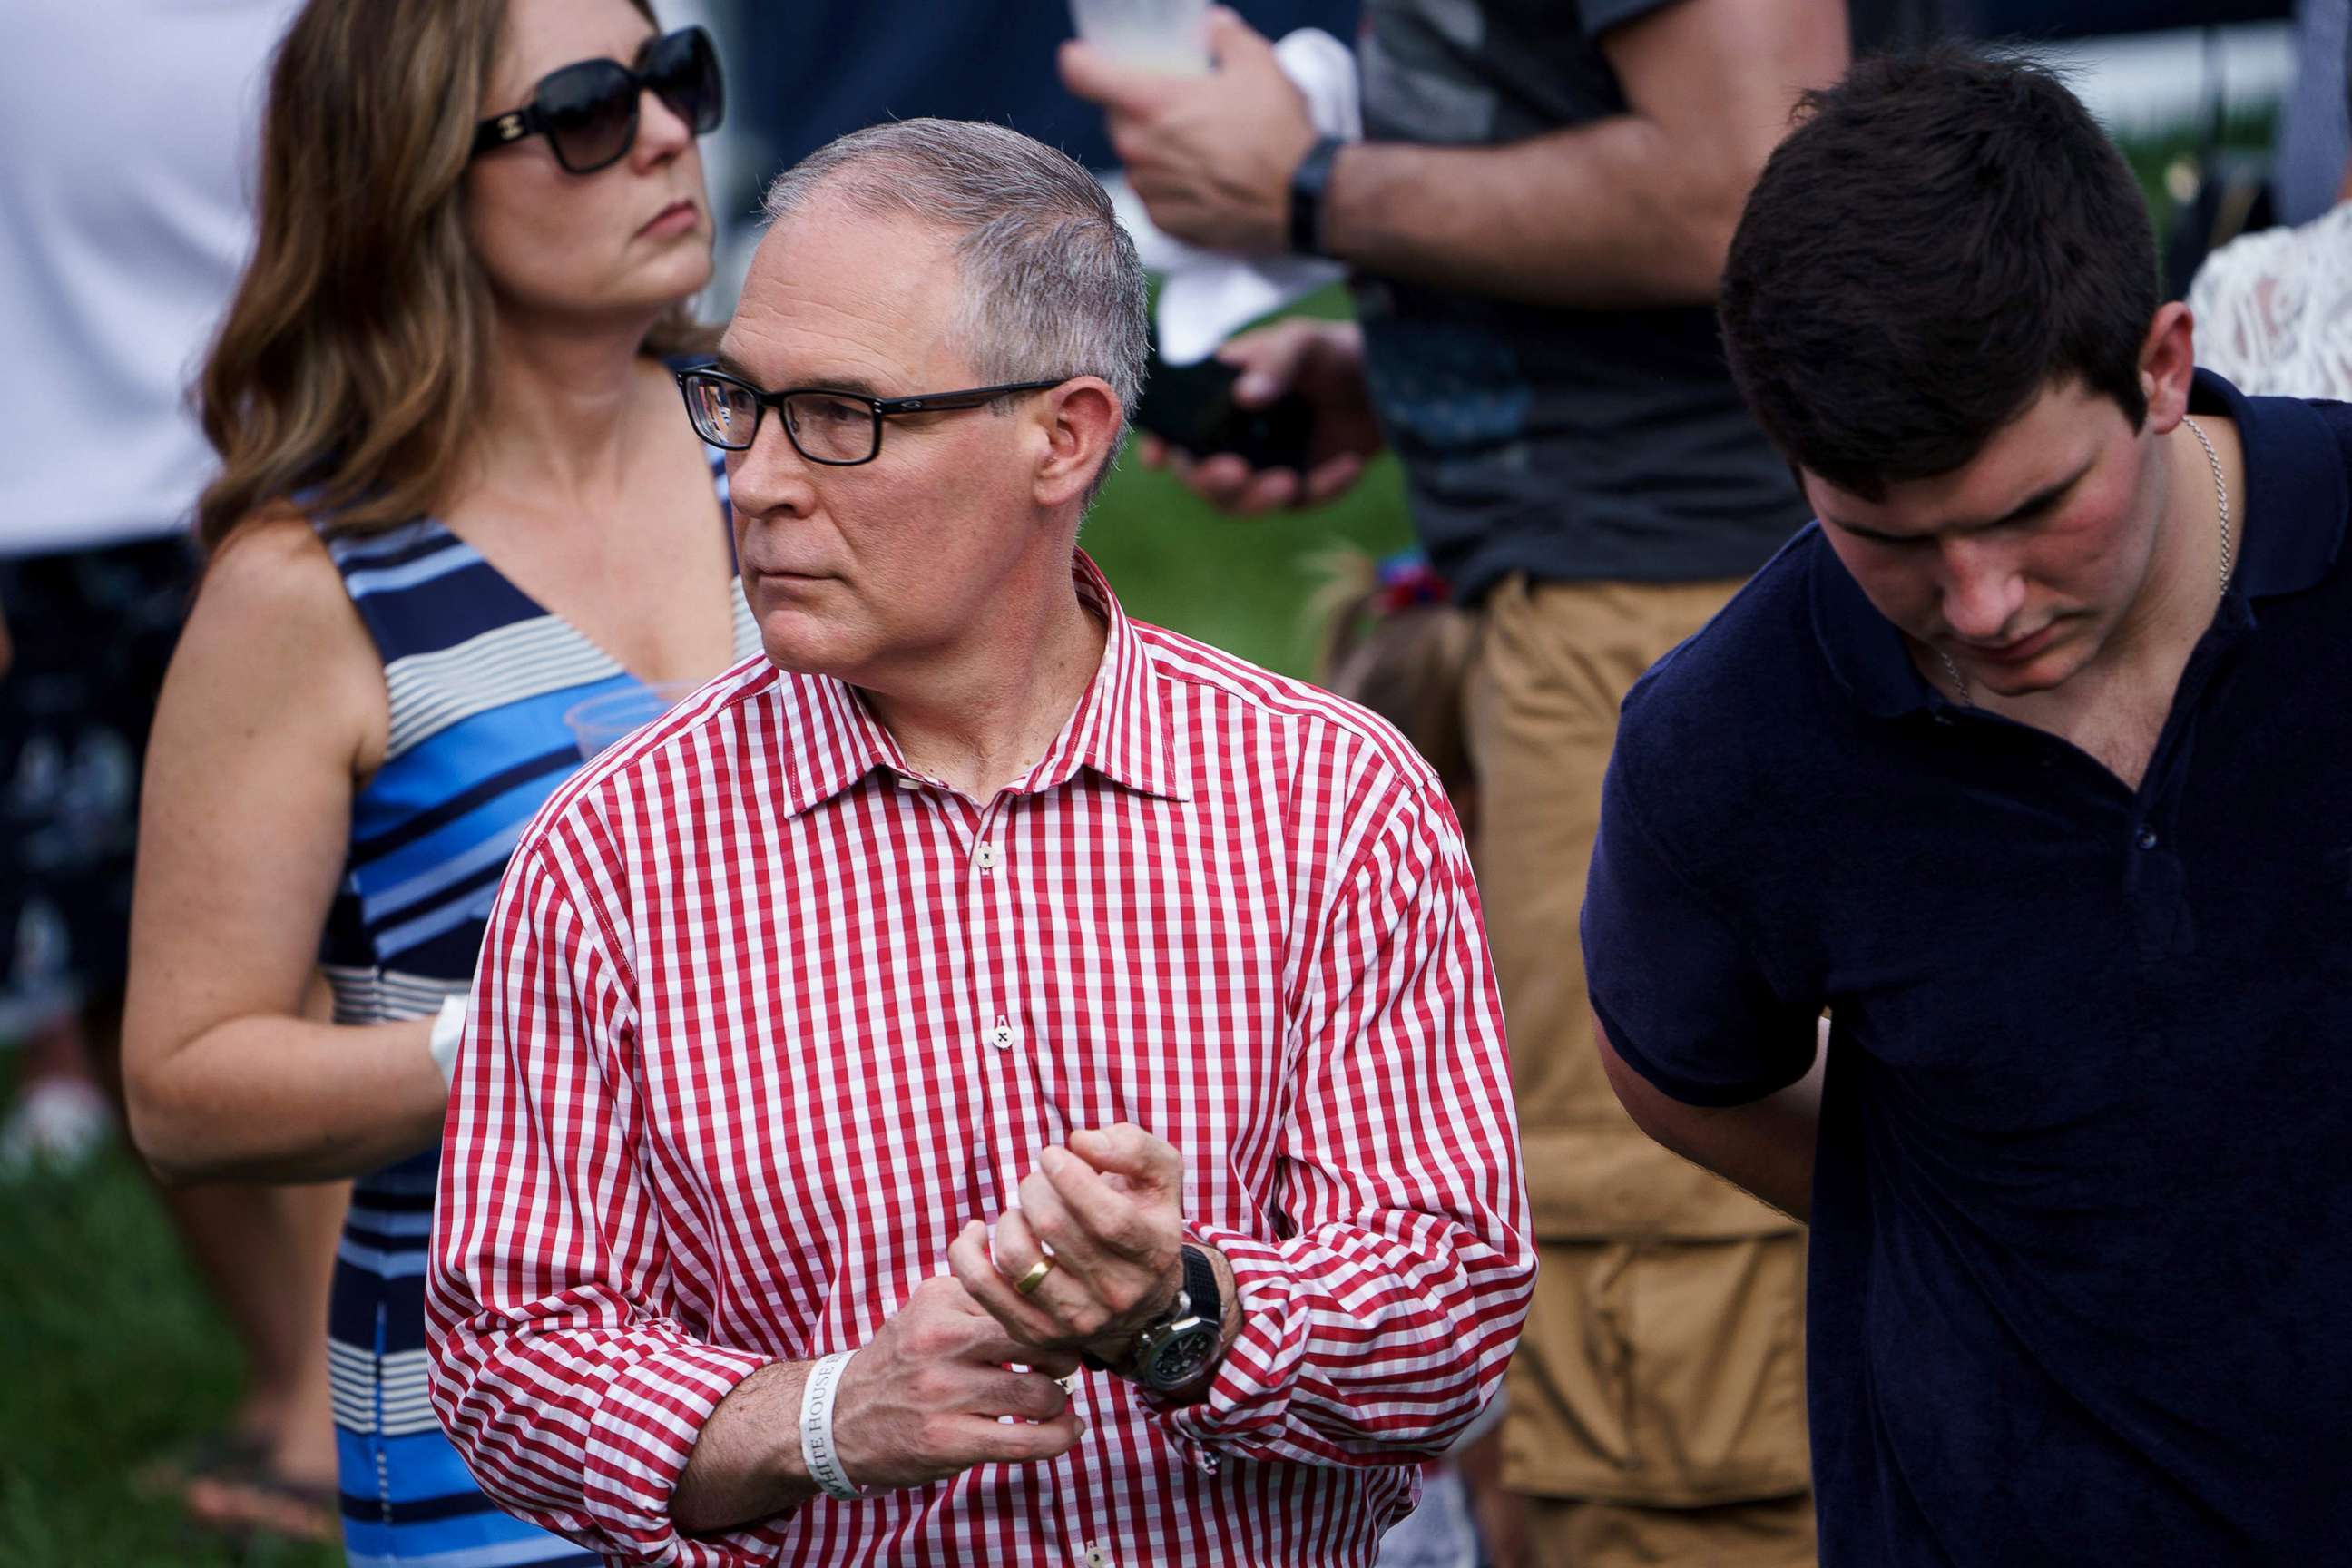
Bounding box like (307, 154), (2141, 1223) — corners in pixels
(877, 382), (1062, 415)
(471, 108), (536, 155)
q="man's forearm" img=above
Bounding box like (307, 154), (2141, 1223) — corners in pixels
(670, 1360), (818, 1536)
(1597, 1015), (1825, 1220)
(1322, 121), (1739, 310)
(1637, 1070), (1820, 1221)
(1320, 0), (1847, 311)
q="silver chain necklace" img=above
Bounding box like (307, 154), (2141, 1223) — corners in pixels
(1936, 415), (2233, 707)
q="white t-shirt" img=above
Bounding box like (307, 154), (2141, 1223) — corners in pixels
(0, 2), (299, 556)
(2187, 201), (2352, 404)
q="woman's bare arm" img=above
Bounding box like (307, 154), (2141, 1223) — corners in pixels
(124, 519), (448, 1183)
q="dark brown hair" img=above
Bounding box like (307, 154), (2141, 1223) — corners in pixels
(195, 0), (714, 549)
(1719, 48), (2159, 501)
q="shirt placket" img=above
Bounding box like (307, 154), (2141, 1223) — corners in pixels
(965, 794), (1031, 1205)
(964, 790), (1093, 1557)
(2110, 621), (2235, 961)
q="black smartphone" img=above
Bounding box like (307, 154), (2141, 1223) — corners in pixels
(1132, 352), (1316, 473)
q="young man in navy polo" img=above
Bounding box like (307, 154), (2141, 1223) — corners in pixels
(1582, 49), (2352, 1566)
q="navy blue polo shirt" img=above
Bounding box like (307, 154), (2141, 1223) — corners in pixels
(1583, 372), (2352, 1565)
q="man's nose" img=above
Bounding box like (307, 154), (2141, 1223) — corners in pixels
(728, 417), (818, 519)
(1938, 535), (2025, 642)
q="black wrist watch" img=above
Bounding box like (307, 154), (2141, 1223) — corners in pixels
(1288, 134), (1347, 258)
(1085, 1244), (1225, 1396)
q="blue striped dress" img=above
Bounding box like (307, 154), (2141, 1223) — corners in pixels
(318, 454), (759, 1567)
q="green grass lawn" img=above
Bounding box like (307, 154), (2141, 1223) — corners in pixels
(0, 1129), (342, 1568)
(1083, 446), (1416, 675)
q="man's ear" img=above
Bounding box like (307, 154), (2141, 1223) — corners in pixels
(1034, 378), (1123, 510)
(2137, 301), (2197, 434)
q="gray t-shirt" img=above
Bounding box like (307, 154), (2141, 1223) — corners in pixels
(1354, 0), (1931, 597)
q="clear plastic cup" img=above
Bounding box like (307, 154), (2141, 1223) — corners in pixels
(1068, 0), (1211, 75)
(561, 680), (700, 761)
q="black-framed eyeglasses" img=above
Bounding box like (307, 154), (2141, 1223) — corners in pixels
(470, 25), (723, 176)
(675, 367), (1067, 466)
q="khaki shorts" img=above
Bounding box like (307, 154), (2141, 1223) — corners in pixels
(1502, 1234), (1809, 1508)
(1464, 575), (1811, 1516)
(1517, 1488), (1816, 1568)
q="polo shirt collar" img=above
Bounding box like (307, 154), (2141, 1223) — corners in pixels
(769, 549), (1191, 818)
(1809, 368), (2350, 719)
(1808, 529), (1927, 719)
(2203, 369), (2347, 600)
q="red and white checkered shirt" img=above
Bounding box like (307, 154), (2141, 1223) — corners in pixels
(426, 555), (1533, 1568)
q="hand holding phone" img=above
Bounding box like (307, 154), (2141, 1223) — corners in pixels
(1133, 318), (1384, 515)
(1133, 355), (1313, 472)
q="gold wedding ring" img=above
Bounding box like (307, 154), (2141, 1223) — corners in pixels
(1013, 1256), (1056, 1297)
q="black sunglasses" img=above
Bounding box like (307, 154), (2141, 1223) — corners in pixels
(470, 25), (723, 176)
(675, 367), (1067, 466)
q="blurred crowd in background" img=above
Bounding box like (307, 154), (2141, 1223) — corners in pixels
(3, 1), (2347, 1565)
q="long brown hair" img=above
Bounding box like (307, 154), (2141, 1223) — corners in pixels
(195, 0), (714, 550)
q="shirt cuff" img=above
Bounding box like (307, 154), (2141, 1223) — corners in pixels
(1141, 1223), (1310, 1471)
(583, 1336), (778, 1561)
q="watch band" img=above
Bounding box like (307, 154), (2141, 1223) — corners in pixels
(1176, 1242), (1220, 1328)
(1288, 134), (1347, 258)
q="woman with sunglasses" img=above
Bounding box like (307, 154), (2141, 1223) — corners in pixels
(122, 1), (748, 1562)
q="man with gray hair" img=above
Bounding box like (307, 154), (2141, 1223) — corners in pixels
(425, 119), (1534, 1568)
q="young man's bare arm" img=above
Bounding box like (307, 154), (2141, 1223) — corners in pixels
(1594, 1010), (1825, 1220)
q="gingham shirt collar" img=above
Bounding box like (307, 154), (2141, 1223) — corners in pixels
(776, 551), (1191, 819)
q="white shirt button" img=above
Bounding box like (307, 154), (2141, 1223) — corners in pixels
(987, 1016), (1018, 1051)
(976, 841), (998, 871)
(1080, 1547), (1110, 1567)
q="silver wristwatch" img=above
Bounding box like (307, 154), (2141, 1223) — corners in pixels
(1123, 1243), (1224, 1397)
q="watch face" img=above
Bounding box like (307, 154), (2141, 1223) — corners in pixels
(1142, 1320), (1220, 1391)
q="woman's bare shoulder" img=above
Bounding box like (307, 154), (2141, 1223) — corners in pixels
(171, 512), (387, 771)
(199, 509), (347, 608)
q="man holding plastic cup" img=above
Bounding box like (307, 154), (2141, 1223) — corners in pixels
(1069, 0), (1216, 75)
(1063, 4), (1934, 1564)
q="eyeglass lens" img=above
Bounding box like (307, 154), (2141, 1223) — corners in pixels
(683, 377), (759, 449)
(780, 394), (878, 462)
(683, 378), (884, 464)
(535, 29), (721, 175)
(536, 62), (637, 173)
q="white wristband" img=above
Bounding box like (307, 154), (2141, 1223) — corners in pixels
(799, 1349), (865, 1501)
(428, 995), (468, 1088)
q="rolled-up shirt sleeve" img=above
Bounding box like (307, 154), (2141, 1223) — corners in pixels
(426, 835), (781, 1567)
(1155, 771), (1535, 1469)
(1581, 740), (1820, 1108)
